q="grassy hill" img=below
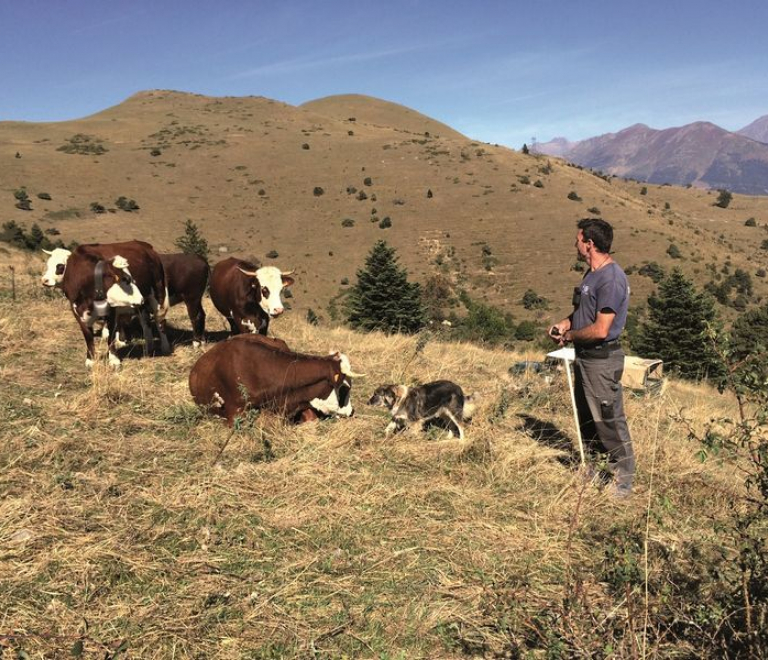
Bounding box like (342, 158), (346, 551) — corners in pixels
(0, 253), (757, 658)
(2, 89), (768, 328)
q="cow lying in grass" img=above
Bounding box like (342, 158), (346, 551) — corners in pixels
(368, 380), (475, 440)
(189, 334), (363, 425)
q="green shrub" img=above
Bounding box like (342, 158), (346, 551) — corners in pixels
(90, 202), (106, 214)
(379, 217), (392, 229)
(567, 191), (582, 202)
(453, 292), (515, 345)
(57, 133), (108, 155)
(313, 186), (324, 196)
(714, 189), (732, 208)
(515, 320), (538, 341)
(638, 261), (665, 282)
(745, 217), (757, 227)
(341, 218), (355, 228)
(522, 289), (549, 310)
(363, 177), (372, 186)
(266, 250), (279, 259)
(667, 244), (682, 259)
(37, 192), (52, 201)
(640, 186), (648, 195)
(115, 196), (139, 212)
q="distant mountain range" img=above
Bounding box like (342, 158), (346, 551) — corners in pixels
(534, 115), (768, 195)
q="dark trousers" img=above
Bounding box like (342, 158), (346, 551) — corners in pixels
(574, 351), (635, 490)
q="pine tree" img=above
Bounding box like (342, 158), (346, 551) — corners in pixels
(347, 240), (426, 334)
(635, 268), (724, 381)
(174, 219), (210, 261)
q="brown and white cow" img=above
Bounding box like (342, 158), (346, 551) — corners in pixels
(160, 253), (209, 346)
(42, 240), (171, 366)
(209, 258), (294, 335)
(48, 249), (144, 367)
(188, 334), (362, 425)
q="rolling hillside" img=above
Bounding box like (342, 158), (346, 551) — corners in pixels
(2, 90), (768, 326)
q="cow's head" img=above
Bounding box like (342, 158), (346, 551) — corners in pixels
(103, 256), (144, 307)
(41, 248), (72, 287)
(310, 351), (364, 418)
(238, 266), (295, 317)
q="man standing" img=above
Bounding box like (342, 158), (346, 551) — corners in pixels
(549, 218), (634, 497)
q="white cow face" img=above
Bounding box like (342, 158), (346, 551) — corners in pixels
(41, 248), (72, 287)
(309, 352), (364, 418)
(255, 266), (294, 318)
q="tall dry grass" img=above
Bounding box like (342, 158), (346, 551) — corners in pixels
(0, 272), (745, 658)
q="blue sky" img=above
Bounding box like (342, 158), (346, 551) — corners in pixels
(3, 0), (767, 147)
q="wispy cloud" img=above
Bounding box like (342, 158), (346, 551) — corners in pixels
(230, 43), (430, 80)
(70, 10), (147, 36)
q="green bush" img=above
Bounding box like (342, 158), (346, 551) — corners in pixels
(714, 189), (732, 208)
(453, 292), (515, 345)
(90, 202), (106, 214)
(115, 196), (139, 212)
(37, 192), (52, 201)
(379, 217), (392, 229)
(266, 250), (279, 259)
(341, 218), (355, 228)
(667, 244), (682, 259)
(522, 289), (549, 310)
(745, 217), (757, 227)
(313, 186), (324, 196)
(567, 191), (582, 202)
(515, 320), (538, 341)
(638, 262), (665, 282)
(57, 133), (108, 155)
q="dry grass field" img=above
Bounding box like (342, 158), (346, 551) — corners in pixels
(0, 252), (750, 658)
(2, 90), (768, 327)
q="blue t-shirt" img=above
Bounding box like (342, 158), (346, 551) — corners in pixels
(571, 262), (630, 343)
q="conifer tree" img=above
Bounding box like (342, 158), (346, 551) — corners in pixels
(174, 219), (210, 261)
(347, 240), (426, 334)
(635, 268), (724, 380)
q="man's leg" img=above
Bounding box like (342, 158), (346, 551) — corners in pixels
(576, 353), (635, 493)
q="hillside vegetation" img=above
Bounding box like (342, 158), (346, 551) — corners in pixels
(0, 252), (757, 658)
(2, 90), (768, 327)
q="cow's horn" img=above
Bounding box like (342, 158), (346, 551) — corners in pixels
(42, 249), (53, 255)
(345, 370), (366, 378)
(237, 267), (259, 277)
(281, 269), (295, 276)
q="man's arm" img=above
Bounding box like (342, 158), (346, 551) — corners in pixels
(564, 311), (615, 344)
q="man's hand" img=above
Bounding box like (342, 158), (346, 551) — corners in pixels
(548, 321), (570, 346)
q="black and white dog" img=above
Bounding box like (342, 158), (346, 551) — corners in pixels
(368, 380), (475, 440)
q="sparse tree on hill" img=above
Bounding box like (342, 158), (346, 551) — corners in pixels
(635, 268), (724, 381)
(174, 219), (210, 261)
(347, 240), (426, 334)
(714, 189), (733, 209)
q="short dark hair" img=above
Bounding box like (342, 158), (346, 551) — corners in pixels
(578, 218), (613, 253)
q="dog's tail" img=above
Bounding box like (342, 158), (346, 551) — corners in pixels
(462, 393), (477, 421)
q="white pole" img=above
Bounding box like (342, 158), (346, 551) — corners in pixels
(564, 357), (586, 465)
